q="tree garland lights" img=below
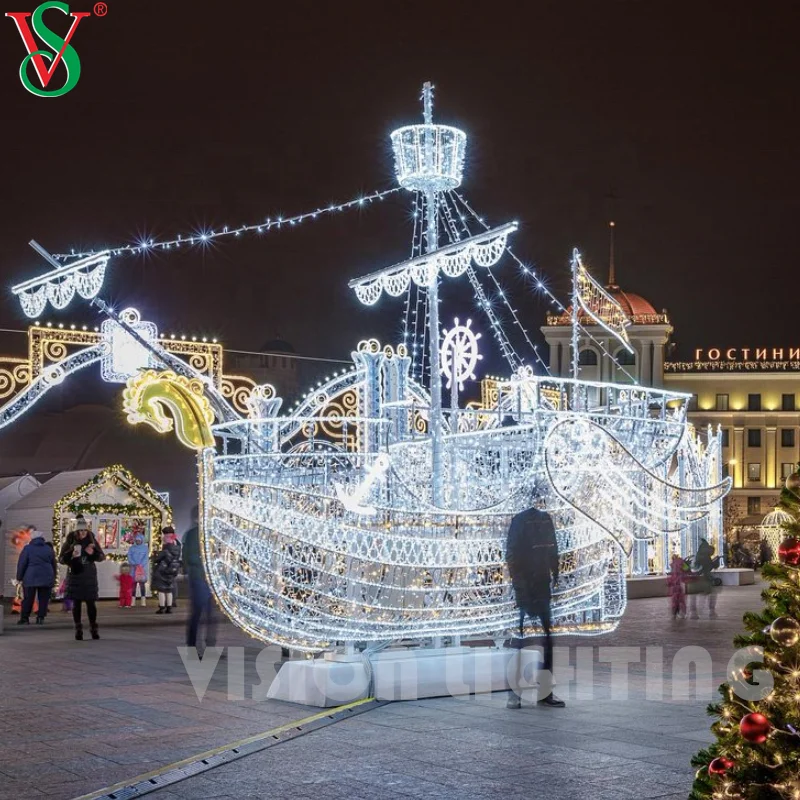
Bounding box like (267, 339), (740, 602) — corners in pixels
(690, 467), (800, 799)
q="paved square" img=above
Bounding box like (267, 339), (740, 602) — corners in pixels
(0, 584), (762, 800)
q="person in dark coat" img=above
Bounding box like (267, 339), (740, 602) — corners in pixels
(170, 531), (182, 608)
(690, 537), (720, 619)
(152, 526), (181, 614)
(59, 517), (105, 640)
(16, 529), (57, 625)
(183, 506), (218, 657)
(760, 538), (774, 568)
(506, 504), (565, 708)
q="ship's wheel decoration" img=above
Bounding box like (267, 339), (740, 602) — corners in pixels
(441, 317), (482, 406)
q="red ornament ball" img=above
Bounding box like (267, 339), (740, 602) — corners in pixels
(708, 757), (735, 776)
(778, 537), (800, 566)
(740, 713), (771, 744)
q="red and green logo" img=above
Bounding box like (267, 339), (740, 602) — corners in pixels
(6, 1), (92, 97)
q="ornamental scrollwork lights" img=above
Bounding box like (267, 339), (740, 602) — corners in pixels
(0, 358), (31, 401)
(0, 321), (258, 431)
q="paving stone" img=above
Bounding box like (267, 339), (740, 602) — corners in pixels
(3, 584), (769, 799)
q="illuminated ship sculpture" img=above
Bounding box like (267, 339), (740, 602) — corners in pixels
(7, 84), (730, 653)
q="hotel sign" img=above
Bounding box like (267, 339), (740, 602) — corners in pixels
(665, 347), (800, 372)
(694, 347), (800, 362)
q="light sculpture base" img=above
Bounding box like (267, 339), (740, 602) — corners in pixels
(266, 645), (543, 708)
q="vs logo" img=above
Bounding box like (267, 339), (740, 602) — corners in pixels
(6, 0), (99, 97)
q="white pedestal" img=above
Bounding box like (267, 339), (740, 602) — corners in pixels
(266, 646), (542, 708)
(717, 568), (755, 586)
(627, 568), (756, 598)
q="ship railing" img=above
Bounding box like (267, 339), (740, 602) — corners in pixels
(380, 376), (688, 443)
(212, 444), (393, 498)
(507, 375), (690, 421)
(211, 415), (392, 458)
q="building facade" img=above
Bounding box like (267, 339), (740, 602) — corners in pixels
(664, 353), (800, 550)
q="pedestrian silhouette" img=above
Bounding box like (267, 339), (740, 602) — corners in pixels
(506, 503), (565, 708)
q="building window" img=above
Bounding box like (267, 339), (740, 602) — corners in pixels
(747, 496), (761, 515)
(578, 349), (598, 366)
(747, 463), (762, 482)
(783, 394), (796, 411)
(782, 463), (795, 480)
(782, 429), (796, 448)
(721, 428), (730, 448)
(716, 394), (729, 411)
(748, 394), (761, 411)
(747, 429), (761, 448)
(615, 348), (636, 366)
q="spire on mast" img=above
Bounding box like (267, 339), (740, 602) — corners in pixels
(607, 220), (617, 288)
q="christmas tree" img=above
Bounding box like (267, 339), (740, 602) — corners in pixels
(690, 469), (800, 799)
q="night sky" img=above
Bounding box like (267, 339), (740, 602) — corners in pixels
(1, 1), (798, 369)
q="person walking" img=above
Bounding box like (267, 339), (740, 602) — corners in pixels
(59, 517), (105, 640)
(183, 506), (218, 658)
(152, 526), (181, 614)
(15, 529), (57, 625)
(170, 531), (182, 608)
(690, 537), (720, 619)
(505, 502), (565, 709)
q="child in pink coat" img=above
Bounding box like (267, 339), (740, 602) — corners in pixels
(667, 554), (688, 619)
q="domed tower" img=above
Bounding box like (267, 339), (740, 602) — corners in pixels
(541, 222), (673, 386)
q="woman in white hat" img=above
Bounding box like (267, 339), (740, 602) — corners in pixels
(59, 516), (105, 640)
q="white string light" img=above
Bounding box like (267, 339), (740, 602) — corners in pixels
(401, 192), (423, 360)
(451, 191), (638, 384)
(438, 192), (534, 374)
(53, 186), (402, 260)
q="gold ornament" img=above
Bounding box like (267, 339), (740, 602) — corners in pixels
(769, 616), (800, 647)
(123, 369), (215, 450)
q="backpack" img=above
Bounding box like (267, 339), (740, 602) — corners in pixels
(162, 555), (180, 577)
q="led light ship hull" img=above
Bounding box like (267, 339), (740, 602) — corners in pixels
(194, 348), (728, 653)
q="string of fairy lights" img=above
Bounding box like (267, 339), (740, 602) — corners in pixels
(41, 183), (638, 388)
(52, 186), (403, 260)
(450, 191), (639, 384)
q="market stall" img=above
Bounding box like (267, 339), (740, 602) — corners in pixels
(3, 465), (171, 599)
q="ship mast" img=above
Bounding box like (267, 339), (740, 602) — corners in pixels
(420, 82), (445, 505)
(349, 83), (516, 507)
